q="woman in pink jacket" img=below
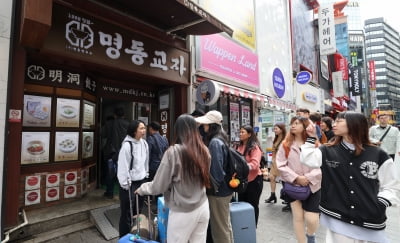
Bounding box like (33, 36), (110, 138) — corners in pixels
(236, 125), (263, 226)
(277, 116), (322, 243)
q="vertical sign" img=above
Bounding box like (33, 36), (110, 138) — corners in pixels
(332, 71), (344, 97)
(318, 4), (336, 56)
(369, 60), (376, 90)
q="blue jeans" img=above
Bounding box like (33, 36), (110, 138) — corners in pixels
(105, 159), (116, 196)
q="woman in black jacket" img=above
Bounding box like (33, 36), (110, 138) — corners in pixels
(301, 111), (400, 243)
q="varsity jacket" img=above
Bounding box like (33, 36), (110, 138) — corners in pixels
(301, 137), (400, 230)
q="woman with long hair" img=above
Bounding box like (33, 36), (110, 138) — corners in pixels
(195, 110), (234, 243)
(301, 111), (400, 243)
(136, 114), (211, 242)
(277, 116), (322, 243)
(236, 125), (264, 226)
(265, 123), (287, 204)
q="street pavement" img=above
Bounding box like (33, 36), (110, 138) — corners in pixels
(51, 181), (399, 242)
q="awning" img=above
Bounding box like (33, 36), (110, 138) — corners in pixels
(100, 0), (233, 39)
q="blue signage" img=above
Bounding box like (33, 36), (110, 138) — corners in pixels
(296, 71), (312, 84)
(272, 68), (285, 98)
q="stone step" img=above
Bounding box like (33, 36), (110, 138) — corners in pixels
(16, 220), (93, 243)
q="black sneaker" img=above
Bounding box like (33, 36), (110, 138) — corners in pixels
(282, 204), (291, 212)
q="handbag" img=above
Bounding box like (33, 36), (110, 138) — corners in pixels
(283, 183), (311, 201)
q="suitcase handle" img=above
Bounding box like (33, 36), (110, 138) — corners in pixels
(134, 194), (154, 240)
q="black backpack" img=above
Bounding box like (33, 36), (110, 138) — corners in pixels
(224, 145), (249, 193)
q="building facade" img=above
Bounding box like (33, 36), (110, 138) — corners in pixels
(365, 17), (400, 121)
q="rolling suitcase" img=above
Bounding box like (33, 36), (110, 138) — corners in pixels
(119, 193), (159, 243)
(230, 193), (256, 243)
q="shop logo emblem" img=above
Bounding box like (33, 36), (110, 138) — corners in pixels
(66, 20), (94, 49)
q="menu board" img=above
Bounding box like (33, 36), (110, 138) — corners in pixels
(56, 98), (80, 127)
(21, 132), (50, 164)
(23, 95), (51, 127)
(83, 101), (95, 129)
(54, 132), (79, 162)
(82, 132), (94, 159)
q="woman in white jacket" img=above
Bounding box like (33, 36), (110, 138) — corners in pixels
(117, 120), (149, 238)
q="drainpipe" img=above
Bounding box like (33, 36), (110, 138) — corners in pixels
(1, 210), (28, 243)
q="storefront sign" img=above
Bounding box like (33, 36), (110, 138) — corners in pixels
(46, 173), (60, 187)
(296, 71), (312, 85)
(46, 187), (60, 202)
(272, 68), (285, 98)
(350, 66), (361, 96)
(42, 4), (189, 85)
(369, 60), (376, 90)
(199, 34), (259, 88)
(196, 80), (220, 106)
(25, 189), (41, 206)
(302, 92), (318, 103)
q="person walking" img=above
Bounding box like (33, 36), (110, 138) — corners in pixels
(102, 107), (129, 199)
(369, 114), (400, 160)
(301, 111), (400, 243)
(136, 114), (211, 243)
(146, 121), (169, 181)
(236, 125), (264, 226)
(195, 110), (234, 243)
(117, 120), (149, 238)
(277, 116), (322, 243)
(265, 123), (286, 204)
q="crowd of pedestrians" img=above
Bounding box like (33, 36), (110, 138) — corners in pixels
(108, 108), (400, 243)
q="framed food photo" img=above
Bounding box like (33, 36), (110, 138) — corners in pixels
(54, 132), (79, 162)
(23, 95), (52, 127)
(82, 132), (94, 159)
(21, 132), (50, 164)
(82, 100), (95, 129)
(56, 98), (80, 127)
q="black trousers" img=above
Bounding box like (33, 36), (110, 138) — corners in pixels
(238, 175), (264, 226)
(118, 179), (146, 237)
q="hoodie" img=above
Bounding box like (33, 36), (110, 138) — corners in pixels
(117, 135), (149, 190)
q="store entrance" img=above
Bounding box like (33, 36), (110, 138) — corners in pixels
(98, 98), (155, 192)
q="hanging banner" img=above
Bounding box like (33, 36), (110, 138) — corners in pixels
(318, 4), (336, 56)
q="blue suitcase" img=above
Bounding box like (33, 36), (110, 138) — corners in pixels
(157, 197), (169, 243)
(230, 201), (256, 243)
(118, 233), (158, 243)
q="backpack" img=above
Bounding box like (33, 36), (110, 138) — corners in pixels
(224, 145), (249, 193)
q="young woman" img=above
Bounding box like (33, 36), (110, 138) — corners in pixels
(276, 116), (322, 243)
(265, 123), (287, 204)
(195, 110), (234, 243)
(236, 125), (263, 226)
(301, 111), (400, 243)
(117, 120), (149, 237)
(136, 114), (211, 243)
(320, 116), (334, 142)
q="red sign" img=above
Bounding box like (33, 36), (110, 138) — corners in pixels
(27, 191), (39, 201)
(47, 188), (58, 198)
(48, 175), (58, 184)
(66, 186), (75, 194)
(66, 172), (76, 181)
(334, 53), (348, 80)
(27, 176), (39, 186)
(369, 60), (376, 90)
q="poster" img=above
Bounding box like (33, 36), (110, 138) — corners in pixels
(23, 95), (51, 127)
(21, 132), (50, 164)
(241, 105), (250, 125)
(83, 101), (95, 129)
(82, 132), (94, 159)
(56, 98), (80, 127)
(54, 132), (79, 162)
(230, 102), (240, 142)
